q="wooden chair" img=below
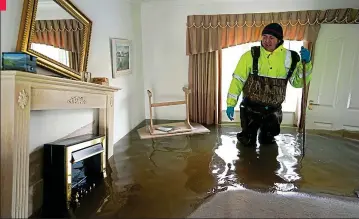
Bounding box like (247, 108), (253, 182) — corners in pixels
(146, 86), (192, 135)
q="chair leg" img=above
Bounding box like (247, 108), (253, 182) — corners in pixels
(147, 90), (154, 134)
(184, 88), (192, 129)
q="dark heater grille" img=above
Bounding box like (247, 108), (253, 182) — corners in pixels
(72, 143), (103, 163)
(42, 134), (107, 218)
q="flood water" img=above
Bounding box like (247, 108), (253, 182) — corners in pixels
(75, 123), (359, 218)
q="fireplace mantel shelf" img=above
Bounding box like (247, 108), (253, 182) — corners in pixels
(0, 70), (120, 218)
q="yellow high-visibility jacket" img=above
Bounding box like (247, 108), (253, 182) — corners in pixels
(227, 44), (313, 108)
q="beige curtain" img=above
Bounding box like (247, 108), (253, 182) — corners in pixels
(296, 40), (318, 130)
(189, 51), (218, 125)
(32, 19), (84, 71)
(186, 8), (359, 126)
(68, 52), (80, 71)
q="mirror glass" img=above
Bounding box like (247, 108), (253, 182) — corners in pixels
(30, 0), (84, 72)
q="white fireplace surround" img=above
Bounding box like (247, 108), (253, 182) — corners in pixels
(0, 70), (120, 218)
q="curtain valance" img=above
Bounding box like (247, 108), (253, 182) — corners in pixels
(186, 8), (359, 55)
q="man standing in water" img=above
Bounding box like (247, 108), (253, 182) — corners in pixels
(226, 23), (312, 146)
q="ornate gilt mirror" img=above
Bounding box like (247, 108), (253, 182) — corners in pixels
(17, 0), (92, 80)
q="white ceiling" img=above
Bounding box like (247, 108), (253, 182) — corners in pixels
(141, 0), (248, 1)
(140, 0), (359, 4)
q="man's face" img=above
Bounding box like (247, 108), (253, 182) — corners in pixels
(262, 34), (279, 52)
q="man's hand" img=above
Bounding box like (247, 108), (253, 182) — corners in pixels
(226, 107), (234, 121)
(300, 46), (311, 63)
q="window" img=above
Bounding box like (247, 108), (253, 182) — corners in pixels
(221, 40), (304, 112)
(30, 43), (70, 66)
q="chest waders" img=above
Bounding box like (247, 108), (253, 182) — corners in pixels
(237, 46), (300, 146)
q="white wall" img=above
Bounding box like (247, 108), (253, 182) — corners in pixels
(1, 0), (145, 153)
(141, 0), (359, 120)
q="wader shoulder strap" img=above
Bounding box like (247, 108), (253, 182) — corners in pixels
(251, 47), (300, 79)
(287, 50), (300, 79)
(251, 46), (260, 76)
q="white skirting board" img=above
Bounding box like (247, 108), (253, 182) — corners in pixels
(220, 110), (296, 126)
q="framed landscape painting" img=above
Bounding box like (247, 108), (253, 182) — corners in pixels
(110, 38), (132, 78)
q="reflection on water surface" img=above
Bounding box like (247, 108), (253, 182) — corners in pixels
(70, 123), (359, 218)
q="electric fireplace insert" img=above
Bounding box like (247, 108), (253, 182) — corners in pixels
(42, 134), (107, 217)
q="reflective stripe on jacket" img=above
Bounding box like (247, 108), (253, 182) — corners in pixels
(227, 44), (313, 108)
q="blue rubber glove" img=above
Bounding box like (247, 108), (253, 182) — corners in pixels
(226, 106), (234, 121)
(300, 46), (311, 63)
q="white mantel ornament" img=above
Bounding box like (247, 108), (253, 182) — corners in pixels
(18, 89), (29, 109)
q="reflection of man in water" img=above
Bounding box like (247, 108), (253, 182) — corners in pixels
(234, 143), (284, 191)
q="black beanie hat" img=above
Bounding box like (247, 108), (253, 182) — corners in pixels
(262, 23), (283, 41)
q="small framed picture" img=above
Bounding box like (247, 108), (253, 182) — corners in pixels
(110, 38), (132, 78)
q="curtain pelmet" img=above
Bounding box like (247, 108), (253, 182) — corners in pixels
(186, 8), (359, 55)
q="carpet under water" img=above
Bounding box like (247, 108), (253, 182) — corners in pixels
(188, 189), (359, 218)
